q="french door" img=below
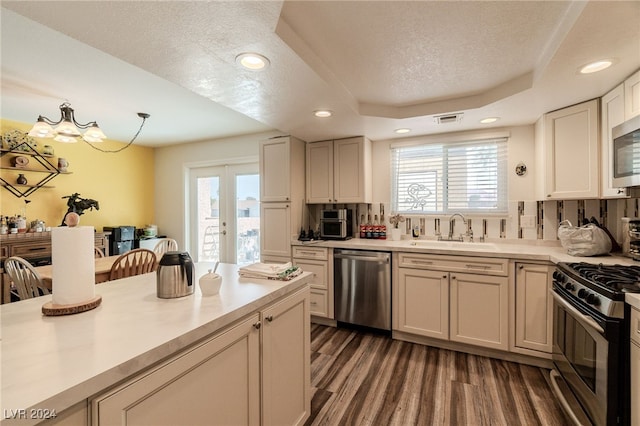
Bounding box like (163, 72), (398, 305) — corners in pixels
(189, 163), (260, 265)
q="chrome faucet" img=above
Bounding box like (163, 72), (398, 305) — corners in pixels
(448, 213), (468, 241)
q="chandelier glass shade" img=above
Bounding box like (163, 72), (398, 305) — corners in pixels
(28, 102), (107, 143)
(27, 102), (150, 153)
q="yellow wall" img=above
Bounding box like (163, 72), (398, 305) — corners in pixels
(1, 119), (155, 231)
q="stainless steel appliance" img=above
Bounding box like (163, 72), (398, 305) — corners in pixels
(551, 262), (633, 425)
(334, 249), (391, 331)
(612, 114), (640, 188)
(320, 209), (353, 240)
(156, 251), (195, 299)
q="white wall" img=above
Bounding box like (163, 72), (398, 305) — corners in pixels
(154, 130), (284, 249)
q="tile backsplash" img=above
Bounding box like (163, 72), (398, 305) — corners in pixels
(305, 198), (639, 245)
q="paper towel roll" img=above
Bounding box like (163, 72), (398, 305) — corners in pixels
(51, 226), (96, 305)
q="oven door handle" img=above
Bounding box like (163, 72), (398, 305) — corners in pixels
(552, 291), (604, 334)
(549, 370), (590, 426)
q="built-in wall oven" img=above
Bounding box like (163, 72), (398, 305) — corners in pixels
(551, 263), (632, 425)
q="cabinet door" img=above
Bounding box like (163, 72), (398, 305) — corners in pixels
(395, 268), (449, 339)
(260, 137), (291, 202)
(514, 263), (553, 354)
(625, 70), (640, 119)
(601, 84), (628, 198)
(543, 99), (600, 199)
(333, 137), (371, 203)
(450, 272), (508, 350)
(92, 315), (261, 426)
(261, 287), (311, 426)
(260, 203), (291, 258)
(306, 140), (334, 203)
(632, 341), (640, 426)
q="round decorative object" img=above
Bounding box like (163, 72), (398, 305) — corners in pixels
(515, 162), (527, 176)
(13, 155), (29, 168)
(16, 174), (28, 185)
(43, 145), (54, 155)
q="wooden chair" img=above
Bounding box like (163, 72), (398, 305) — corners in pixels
(153, 238), (178, 258)
(4, 256), (50, 300)
(94, 247), (105, 258)
(109, 249), (157, 281)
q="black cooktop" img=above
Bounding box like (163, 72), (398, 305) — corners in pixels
(564, 262), (640, 294)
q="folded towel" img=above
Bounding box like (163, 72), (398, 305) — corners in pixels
(239, 262), (302, 280)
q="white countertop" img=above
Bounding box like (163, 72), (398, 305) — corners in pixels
(293, 237), (639, 266)
(627, 293), (640, 310)
(0, 263), (312, 424)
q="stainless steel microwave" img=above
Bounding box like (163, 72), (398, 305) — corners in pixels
(612, 114), (640, 187)
(319, 209), (353, 240)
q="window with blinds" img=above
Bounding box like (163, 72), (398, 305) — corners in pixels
(390, 137), (508, 214)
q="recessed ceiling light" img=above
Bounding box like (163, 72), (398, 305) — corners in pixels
(394, 128), (411, 134)
(579, 59), (613, 74)
(480, 117), (499, 124)
(235, 53), (270, 70)
(314, 110), (332, 118)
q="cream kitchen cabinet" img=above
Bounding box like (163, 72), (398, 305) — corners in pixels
(261, 202), (292, 261)
(259, 136), (305, 263)
(394, 253), (509, 351)
(92, 286), (310, 426)
(511, 262), (553, 357)
(631, 306), (640, 426)
(625, 69), (640, 119)
(535, 99), (600, 200)
(292, 246), (333, 319)
(601, 84), (628, 198)
(305, 136), (372, 204)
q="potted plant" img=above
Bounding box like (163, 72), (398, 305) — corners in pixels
(388, 214), (405, 241)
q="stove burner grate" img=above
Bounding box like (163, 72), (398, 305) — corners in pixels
(566, 262), (640, 294)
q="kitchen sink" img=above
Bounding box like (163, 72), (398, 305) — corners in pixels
(406, 240), (498, 250)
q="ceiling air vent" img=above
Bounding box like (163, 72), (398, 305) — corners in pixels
(434, 112), (464, 124)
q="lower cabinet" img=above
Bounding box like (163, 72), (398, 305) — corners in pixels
(292, 246), (333, 319)
(91, 287), (310, 426)
(512, 262), (553, 355)
(394, 253), (509, 351)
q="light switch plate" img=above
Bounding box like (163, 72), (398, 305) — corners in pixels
(520, 215), (536, 229)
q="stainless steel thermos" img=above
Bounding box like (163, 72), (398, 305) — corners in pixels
(156, 251), (195, 298)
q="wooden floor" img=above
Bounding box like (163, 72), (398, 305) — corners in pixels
(306, 324), (571, 426)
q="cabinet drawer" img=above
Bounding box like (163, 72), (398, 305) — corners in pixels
(11, 242), (52, 259)
(309, 289), (328, 317)
(631, 307), (640, 345)
(398, 252), (508, 276)
(0, 245), (8, 260)
(292, 259), (327, 289)
(292, 246), (328, 260)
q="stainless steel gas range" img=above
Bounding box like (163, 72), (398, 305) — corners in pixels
(551, 262), (635, 426)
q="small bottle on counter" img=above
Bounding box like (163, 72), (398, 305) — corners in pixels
(0, 216), (8, 235)
(379, 213), (387, 240)
(366, 213), (372, 239)
(360, 214), (366, 238)
(373, 215), (380, 239)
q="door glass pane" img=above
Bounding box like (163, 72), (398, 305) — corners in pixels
(197, 176), (220, 262)
(236, 174), (260, 266)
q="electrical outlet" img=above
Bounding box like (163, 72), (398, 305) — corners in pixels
(520, 215), (536, 229)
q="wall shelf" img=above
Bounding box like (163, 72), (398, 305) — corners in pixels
(0, 142), (71, 198)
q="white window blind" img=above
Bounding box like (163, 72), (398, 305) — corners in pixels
(390, 137), (508, 214)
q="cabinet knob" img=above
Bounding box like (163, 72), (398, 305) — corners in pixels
(443, 275), (447, 279)
(253, 321), (261, 330)
(265, 315), (274, 322)
(451, 276), (456, 280)
(519, 265), (524, 269)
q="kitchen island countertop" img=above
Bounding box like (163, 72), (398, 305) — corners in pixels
(0, 262), (312, 425)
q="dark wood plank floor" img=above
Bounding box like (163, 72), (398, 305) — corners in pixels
(306, 324), (571, 426)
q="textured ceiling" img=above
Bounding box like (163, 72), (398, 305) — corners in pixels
(1, 1), (639, 147)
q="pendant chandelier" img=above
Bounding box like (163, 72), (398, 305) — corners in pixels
(28, 102), (150, 153)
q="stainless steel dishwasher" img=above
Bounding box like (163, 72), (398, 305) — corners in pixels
(334, 249), (391, 331)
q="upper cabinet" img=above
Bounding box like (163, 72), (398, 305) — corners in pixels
(306, 136), (372, 204)
(601, 84), (628, 198)
(624, 70), (640, 119)
(260, 136), (305, 202)
(535, 99), (600, 200)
